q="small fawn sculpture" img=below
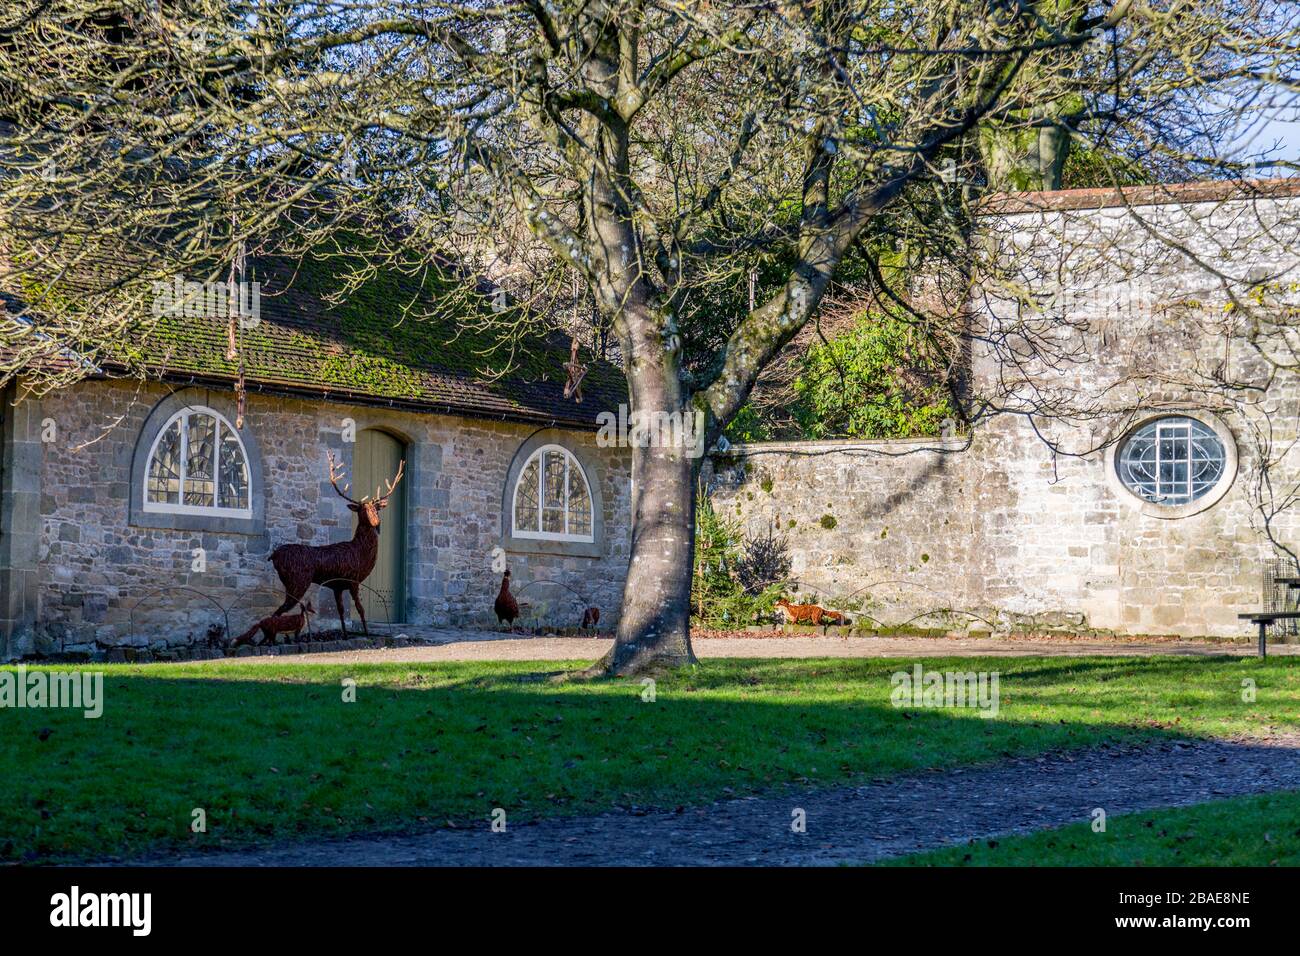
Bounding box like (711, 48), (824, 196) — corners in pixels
(268, 451), (404, 637)
(231, 601), (315, 648)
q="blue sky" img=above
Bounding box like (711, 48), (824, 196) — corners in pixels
(1240, 117), (1300, 172)
(1230, 87), (1300, 175)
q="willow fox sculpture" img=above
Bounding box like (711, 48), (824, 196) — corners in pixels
(231, 601), (315, 647)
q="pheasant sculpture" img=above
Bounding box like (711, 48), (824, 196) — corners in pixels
(494, 569), (519, 627)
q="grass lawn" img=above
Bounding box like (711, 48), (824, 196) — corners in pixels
(886, 790), (1300, 866)
(2, 654), (1298, 863)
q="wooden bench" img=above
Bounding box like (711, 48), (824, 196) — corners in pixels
(1237, 611), (1300, 658)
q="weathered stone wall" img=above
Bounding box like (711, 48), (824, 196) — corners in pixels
(10, 378), (630, 657)
(710, 192), (1300, 639)
(708, 420), (1285, 639)
(707, 437), (988, 630)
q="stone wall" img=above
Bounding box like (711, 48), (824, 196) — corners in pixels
(709, 191), (1300, 640)
(707, 437), (988, 631)
(4, 378), (630, 658)
(708, 419), (1285, 639)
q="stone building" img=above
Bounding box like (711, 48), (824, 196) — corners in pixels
(7, 179), (1300, 658)
(1, 251), (632, 659)
(709, 180), (1300, 640)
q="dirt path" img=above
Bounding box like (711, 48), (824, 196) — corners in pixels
(209, 631), (1294, 666)
(134, 733), (1300, 867)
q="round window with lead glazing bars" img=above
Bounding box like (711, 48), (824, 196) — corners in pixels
(1115, 416), (1226, 507)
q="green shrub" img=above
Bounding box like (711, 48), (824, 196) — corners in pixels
(692, 497), (785, 628)
(792, 309), (954, 439)
(722, 402), (772, 444)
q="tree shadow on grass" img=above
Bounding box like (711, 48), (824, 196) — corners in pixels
(2, 655), (1289, 864)
(970, 654), (1260, 687)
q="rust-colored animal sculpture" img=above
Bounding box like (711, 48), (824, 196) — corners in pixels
(562, 337), (587, 403)
(268, 452), (404, 637)
(580, 606), (600, 630)
(774, 598), (850, 627)
(231, 601), (315, 648)
(494, 570), (519, 627)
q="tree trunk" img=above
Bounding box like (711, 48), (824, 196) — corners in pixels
(596, 423), (699, 676)
(978, 122), (1070, 192)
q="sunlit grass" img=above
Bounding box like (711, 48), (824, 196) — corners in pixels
(2, 655), (1297, 862)
(886, 790), (1300, 866)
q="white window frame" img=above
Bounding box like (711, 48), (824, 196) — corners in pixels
(142, 405), (253, 519)
(1105, 411), (1237, 520)
(510, 444), (594, 543)
(1116, 415), (1225, 506)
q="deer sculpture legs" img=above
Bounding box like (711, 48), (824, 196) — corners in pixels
(327, 582), (368, 637)
(350, 583), (368, 635)
(274, 581), (367, 638)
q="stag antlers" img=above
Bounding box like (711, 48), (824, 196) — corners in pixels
(326, 450), (361, 504)
(326, 450), (405, 505)
(374, 457), (405, 503)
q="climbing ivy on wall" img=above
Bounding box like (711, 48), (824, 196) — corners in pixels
(791, 309), (956, 440)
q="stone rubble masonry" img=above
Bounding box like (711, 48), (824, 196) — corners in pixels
(708, 192), (1300, 640)
(707, 422), (1276, 639)
(2, 379), (631, 658)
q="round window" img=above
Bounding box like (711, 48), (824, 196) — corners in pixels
(1115, 416), (1226, 507)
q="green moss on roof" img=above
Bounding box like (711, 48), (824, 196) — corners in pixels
(317, 350), (425, 397)
(84, 244), (625, 425)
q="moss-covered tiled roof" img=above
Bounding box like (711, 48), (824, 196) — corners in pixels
(19, 246), (626, 427)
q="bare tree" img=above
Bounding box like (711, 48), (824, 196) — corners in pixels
(1, 1), (1296, 673)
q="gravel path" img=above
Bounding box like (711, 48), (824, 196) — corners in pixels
(208, 632), (1294, 666)
(137, 733), (1300, 867)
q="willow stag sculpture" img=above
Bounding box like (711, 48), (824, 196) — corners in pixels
(268, 451), (405, 637)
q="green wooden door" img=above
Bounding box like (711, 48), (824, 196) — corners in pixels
(353, 429), (406, 623)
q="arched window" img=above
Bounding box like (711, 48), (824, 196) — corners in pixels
(143, 406), (251, 517)
(511, 444), (593, 542)
(1116, 415), (1226, 507)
